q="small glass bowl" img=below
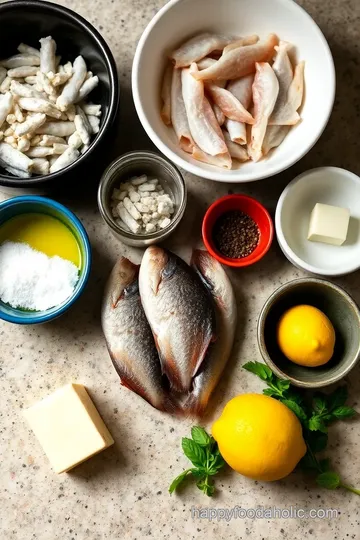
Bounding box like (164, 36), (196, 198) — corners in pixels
(98, 151), (187, 247)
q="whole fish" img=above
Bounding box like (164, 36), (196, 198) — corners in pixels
(184, 250), (237, 416)
(101, 257), (173, 412)
(138, 246), (216, 393)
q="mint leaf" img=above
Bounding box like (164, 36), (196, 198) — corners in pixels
(332, 406), (356, 419)
(243, 361), (273, 382)
(308, 415), (327, 433)
(263, 388), (280, 398)
(316, 471), (341, 490)
(276, 379), (291, 391)
(191, 426), (211, 447)
(282, 399), (307, 422)
(181, 438), (206, 468)
(169, 469), (192, 494)
(313, 394), (327, 414)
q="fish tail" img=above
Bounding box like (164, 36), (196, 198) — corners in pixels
(182, 392), (208, 418)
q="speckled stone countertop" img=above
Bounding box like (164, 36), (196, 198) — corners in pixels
(1, 0), (360, 539)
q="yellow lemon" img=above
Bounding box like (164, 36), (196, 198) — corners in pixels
(277, 305), (335, 367)
(212, 394), (306, 481)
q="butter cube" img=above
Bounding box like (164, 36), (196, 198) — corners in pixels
(24, 384), (114, 473)
(308, 203), (350, 246)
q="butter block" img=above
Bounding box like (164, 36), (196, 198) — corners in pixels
(308, 203), (350, 246)
(24, 384), (114, 473)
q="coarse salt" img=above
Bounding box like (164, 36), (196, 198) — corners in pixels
(0, 241), (79, 311)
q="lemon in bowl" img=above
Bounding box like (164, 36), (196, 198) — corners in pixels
(212, 394), (306, 481)
(277, 305), (335, 367)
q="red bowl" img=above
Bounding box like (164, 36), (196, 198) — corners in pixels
(202, 195), (274, 268)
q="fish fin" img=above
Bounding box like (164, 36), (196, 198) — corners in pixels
(153, 333), (187, 393)
(182, 392), (208, 418)
(109, 350), (174, 413)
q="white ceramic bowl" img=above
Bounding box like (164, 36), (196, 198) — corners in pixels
(276, 167), (360, 276)
(132, 0), (335, 183)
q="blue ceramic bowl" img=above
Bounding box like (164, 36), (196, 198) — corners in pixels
(0, 196), (91, 324)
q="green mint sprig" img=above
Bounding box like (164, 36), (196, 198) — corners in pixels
(243, 361), (359, 496)
(169, 426), (225, 497)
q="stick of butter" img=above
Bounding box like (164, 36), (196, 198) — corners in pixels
(24, 384), (114, 473)
(308, 203), (350, 246)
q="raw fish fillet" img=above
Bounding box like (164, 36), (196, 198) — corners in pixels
(170, 33), (238, 68)
(249, 62), (279, 162)
(222, 35), (259, 55)
(213, 103), (226, 126)
(223, 130), (249, 161)
(161, 63), (173, 125)
(269, 41), (293, 122)
(263, 125), (290, 155)
(205, 83), (254, 123)
(269, 61), (305, 125)
(192, 34), (279, 81)
(181, 64), (228, 157)
(170, 67), (194, 153)
(225, 74), (254, 144)
(192, 144), (232, 169)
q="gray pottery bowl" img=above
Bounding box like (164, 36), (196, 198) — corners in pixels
(257, 278), (360, 388)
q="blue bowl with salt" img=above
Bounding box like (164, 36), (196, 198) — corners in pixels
(0, 196), (91, 324)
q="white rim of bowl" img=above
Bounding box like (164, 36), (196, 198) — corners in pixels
(275, 166), (360, 277)
(132, 0), (336, 183)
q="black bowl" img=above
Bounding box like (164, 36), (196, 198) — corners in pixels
(0, 0), (119, 188)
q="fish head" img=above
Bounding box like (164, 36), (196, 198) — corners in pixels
(140, 245), (179, 295)
(104, 257), (139, 309)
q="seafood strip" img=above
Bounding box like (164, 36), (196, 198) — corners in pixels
(4, 165), (31, 178)
(36, 121), (76, 137)
(17, 43), (40, 57)
(39, 36), (57, 74)
(139, 246), (216, 393)
(205, 83), (254, 123)
(0, 54), (40, 69)
(0, 142), (33, 172)
(224, 73), (254, 144)
(192, 34), (279, 81)
(0, 67), (6, 86)
(170, 33), (237, 68)
(56, 56), (87, 111)
(76, 76), (99, 103)
(269, 61), (305, 125)
(222, 34), (259, 55)
(68, 131), (83, 149)
(192, 144), (232, 169)
(52, 143), (69, 155)
(0, 92), (14, 129)
(249, 62), (279, 162)
(181, 64), (228, 157)
(184, 250), (237, 416)
(26, 146), (54, 158)
(170, 67), (194, 153)
(223, 130), (249, 161)
(213, 104), (226, 126)
(39, 135), (66, 146)
(10, 79), (45, 99)
(7, 66), (38, 78)
(87, 115), (100, 134)
(74, 106), (92, 144)
(160, 64), (173, 125)
(32, 157), (50, 175)
(17, 97), (62, 119)
(49, 147), (79, 173)
(14, 112), (46, 137)
(102, 258), (174, 411)
(82, 103), (101, 117)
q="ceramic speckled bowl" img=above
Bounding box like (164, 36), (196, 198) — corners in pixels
(0, 196), (91, 324)
(257, 278), (360, 388)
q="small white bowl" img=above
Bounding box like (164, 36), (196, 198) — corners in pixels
(132, 0), (335, 183)
(276, 167), (360, 276)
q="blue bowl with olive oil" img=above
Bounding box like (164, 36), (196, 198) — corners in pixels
(0, 196), (91, 324)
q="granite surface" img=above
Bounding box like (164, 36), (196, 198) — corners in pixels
(1, 0), (360, 539)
